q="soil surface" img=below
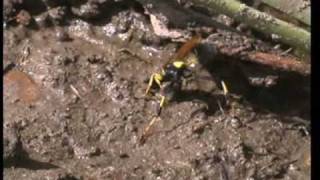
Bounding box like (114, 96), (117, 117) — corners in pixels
(4, 0), (310, 179)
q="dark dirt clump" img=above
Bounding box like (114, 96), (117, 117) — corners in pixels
(4, 0), (310, 179)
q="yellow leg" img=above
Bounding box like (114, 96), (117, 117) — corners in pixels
(221, 80), (230, 106)
(145, 73), (163, 95)
(139, 116), (161, 144)
(159, 95), (166, 108)
(158, 95), (166, 115)
(221, 80), (229, 96)
(145, 73), (156, 95)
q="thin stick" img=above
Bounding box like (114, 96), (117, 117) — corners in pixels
(70, 85), (83, 99)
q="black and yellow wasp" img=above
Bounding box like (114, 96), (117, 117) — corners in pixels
(140, 35), (202, 144)
(140, 35), (230, 144)
(145, 35), (202, 115)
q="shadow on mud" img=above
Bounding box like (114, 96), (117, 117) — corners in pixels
(5, 157), (59, 170)
(5, 148), (59, 170)
(175, 90), (227, 117)
(194, 43), (310, 121)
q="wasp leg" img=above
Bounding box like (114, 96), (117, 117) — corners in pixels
(139, 116), (161, 144)
(145, 73), (156, 95)
(145, 73), (162, 95)
(157, 95), (166, 115)
(221, 80), (230, 106)
(221, 80), (229, 96)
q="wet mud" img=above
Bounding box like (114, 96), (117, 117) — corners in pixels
(4, 0), (310, 179)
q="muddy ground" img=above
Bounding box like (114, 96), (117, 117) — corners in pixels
(3, 0), (310, 179)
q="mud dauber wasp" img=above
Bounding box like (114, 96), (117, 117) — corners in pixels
(145, 35), (202, 115)
(140, 34), (204, 144)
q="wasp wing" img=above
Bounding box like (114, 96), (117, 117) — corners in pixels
(163, 35), (202, 68)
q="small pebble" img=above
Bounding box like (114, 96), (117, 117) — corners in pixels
(230, 117), (242, 128)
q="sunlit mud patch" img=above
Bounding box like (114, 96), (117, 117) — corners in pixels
(4, 70), (41, 104)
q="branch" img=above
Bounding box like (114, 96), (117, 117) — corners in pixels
(190, 0), (310, 53)
(260, 0), (310, 27)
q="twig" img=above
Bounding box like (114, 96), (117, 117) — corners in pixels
(247, 52), (310, 75)
(259, 0), (310, 27)
(118, 48), (152, 64)
(280, 48), (293, 56)
(70, 85), (83, 99)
